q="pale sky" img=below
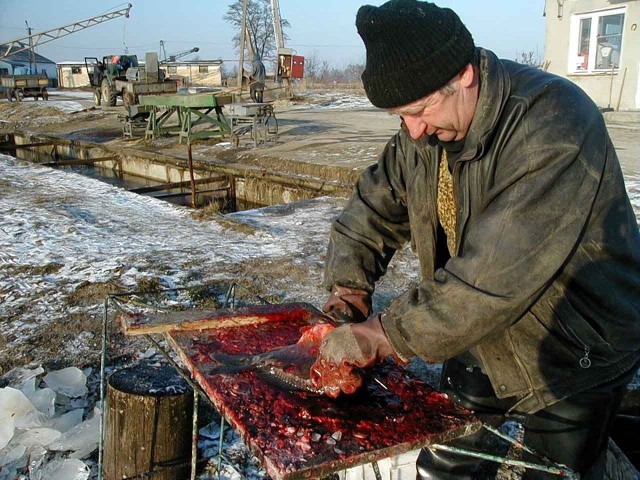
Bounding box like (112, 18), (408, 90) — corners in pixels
(0, 0), (546, 67)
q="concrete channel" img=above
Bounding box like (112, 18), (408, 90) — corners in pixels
(1, 130), (353, 211)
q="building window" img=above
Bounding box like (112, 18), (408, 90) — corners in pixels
(167, 65), (177, 74)
(0, 68), (8, 75)
(71, 66), (82, 74)
(570, 8), (625, 73)
(198, 65), (208, 74)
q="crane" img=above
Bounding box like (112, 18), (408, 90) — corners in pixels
(0, 4), (133, 60)
(159, 41), (200, 64)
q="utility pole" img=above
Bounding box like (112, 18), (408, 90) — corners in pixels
(25, 21), (38, 74)
(270, 0), (291, 96)
(237, 0), (248, 93)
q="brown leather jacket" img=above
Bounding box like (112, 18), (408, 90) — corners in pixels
(323, 49), (640, 413)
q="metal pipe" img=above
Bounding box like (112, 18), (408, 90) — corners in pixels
(191, 389), (199, 480)
(97, 296), (110, 480)
(217, 414), (226, 474)
(430, 444), (578, 478)
(187, 142), (196, 208)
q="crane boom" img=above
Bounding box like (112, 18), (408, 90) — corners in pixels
(0, 4), (132, 60)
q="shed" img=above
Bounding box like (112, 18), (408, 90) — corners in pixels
(543, 0), (640, 110)
(163, 60), (224, 88)
(56, 61), (92, 88)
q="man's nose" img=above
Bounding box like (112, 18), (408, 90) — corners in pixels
(403, 116), (428, 140)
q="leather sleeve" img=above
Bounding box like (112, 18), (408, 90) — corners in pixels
(323, 131), (413, 292)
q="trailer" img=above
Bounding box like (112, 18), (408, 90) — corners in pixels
(1, 74), (49, 102)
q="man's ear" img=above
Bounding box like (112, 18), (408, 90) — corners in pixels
(459, 63), (475, 88)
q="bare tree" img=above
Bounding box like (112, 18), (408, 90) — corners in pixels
(224, 0), (291, 59)
(304, 50), (321, 80)
(514, 50), (540, 67)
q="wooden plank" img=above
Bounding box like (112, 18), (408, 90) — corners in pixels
(164, 307), (479, 480)
(120, 302), (323, 336)
(41, 156), (117, 167)
(128, 176), (227, 194)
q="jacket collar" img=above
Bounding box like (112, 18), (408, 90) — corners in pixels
(459, 48), (511, 161)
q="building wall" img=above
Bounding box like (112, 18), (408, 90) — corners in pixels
(167, 64), (223, 87)
(544, 0), (640, 110)
(57, 65), (92, 88)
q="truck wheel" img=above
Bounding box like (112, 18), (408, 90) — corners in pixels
(101, 79), (117, 107)
(42, 88), (49, 101)
(93, 89), (102, 106)
(123, 91), (135, 108)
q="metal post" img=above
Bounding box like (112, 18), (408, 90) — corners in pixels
(237, 0), (249, 93)
(25, 21), (37, 74)
(98, 296), (110, 480)
(190, 389), (199, 480)
(187, 142), (196, 208)
(217, 415), (226, 474)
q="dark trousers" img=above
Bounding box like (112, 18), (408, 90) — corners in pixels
(417, 358), (633, 479)
(250, 85), (264, 103)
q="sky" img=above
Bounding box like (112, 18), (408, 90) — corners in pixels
(0, 0), (547, 69)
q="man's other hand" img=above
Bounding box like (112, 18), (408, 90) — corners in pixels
(322, 285), (372, 323)
(310, 314), (395, 397)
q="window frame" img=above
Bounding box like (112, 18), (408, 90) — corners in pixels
(568, 6), (626, 74)
(198, 65), (208, 74)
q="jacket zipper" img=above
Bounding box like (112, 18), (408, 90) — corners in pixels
(556, 320), (592, 369)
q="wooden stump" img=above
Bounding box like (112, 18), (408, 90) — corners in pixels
(103, 363), (193, 480)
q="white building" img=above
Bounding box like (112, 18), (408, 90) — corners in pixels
(544, 0), (640, 110)
(164, 60), (225, 87)
(56, 61), (92, 88)
(0, 48), (57, 83)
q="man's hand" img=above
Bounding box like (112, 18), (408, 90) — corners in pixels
(322, 285), (372, 323)
(310, 314), (395, 397)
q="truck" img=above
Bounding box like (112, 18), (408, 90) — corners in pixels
(1, 74), (49, 101)
(86, 52), (177, 107)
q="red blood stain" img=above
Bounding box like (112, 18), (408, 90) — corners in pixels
(171, 308), (476, 479)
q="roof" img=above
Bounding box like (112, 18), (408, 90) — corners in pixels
(0, 46), (55, 65)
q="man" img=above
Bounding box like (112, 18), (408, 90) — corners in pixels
(92, 61), (104, 87)
(311, 1), (640, 478)
(250, 53), (266, 103)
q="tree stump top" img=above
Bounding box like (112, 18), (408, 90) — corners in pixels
(108, 363), (191, 397)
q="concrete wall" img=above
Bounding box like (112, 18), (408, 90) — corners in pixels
(544, 0), (640, 110)
(57, 65), (92, 88)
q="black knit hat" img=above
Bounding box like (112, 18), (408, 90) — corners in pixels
(356, 0), (475, 109)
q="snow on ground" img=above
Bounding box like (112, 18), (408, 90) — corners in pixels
(44, 101), (86, 114)
(292, 92), (375, 111)
(0, 154), (349, 345)
(47, 90), (93, 101)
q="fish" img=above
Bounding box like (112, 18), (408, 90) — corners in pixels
(205, 323), (336, 395)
